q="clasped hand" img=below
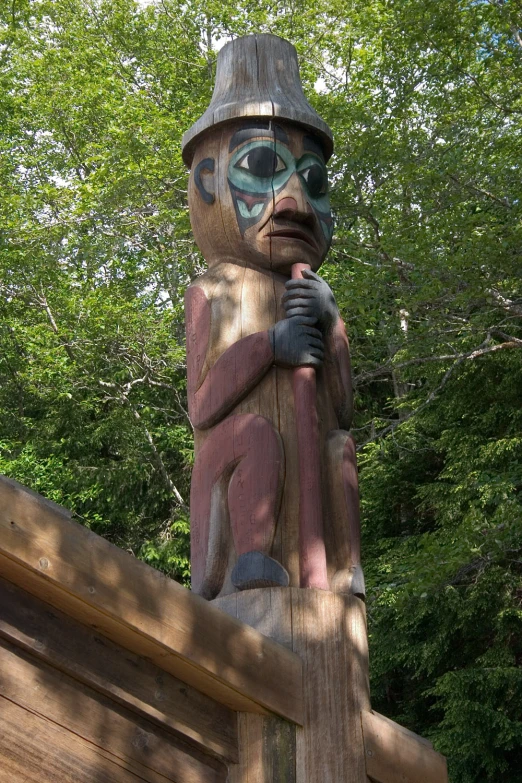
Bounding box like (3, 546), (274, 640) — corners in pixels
(269, 269), (339, 368)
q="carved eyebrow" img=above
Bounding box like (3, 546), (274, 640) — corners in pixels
(303, 135), (325, 159)
(229, 123), (289, 152)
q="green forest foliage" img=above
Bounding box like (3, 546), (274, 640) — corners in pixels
(1, 1), (521, 778)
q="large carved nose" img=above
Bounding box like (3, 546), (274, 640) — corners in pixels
(273, 188), (315, 228)
(273, 197), (299, 217)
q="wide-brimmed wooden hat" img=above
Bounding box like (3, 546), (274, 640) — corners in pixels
(181, 34), (333, 167)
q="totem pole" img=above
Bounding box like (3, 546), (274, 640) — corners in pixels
(182, 34), (448, 783)
(182, 33), (363, 602)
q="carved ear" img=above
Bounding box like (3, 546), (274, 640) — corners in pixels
(194, 158), (215, 204)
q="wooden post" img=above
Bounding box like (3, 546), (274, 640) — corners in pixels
(213, 588), (448, 782)
(182, 32), (449, 783)
(214, 588), (371, 783)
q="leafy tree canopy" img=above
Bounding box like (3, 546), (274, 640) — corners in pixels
(1, 1), (521, 779)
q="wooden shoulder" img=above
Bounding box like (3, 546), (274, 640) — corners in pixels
(186, 262), (246, 299)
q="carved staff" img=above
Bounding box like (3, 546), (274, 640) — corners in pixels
(291, 261), (329, 590)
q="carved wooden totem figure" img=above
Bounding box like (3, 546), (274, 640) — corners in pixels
(182, 34), (364, 601)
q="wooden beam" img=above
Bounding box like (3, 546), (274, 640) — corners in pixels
(0, 638), (227, 783)
(0, 576), (238, 762)
(0, 475), (303, 724)
(0, 696), (152, 783)
(362, 710), (448, 783)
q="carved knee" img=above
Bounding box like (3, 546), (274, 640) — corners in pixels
(325, 430), (365, 599)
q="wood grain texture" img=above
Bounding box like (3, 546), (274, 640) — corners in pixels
(184, 257), (361, 596)
(0, 696), (153, 783)
(325, 431), (365, 598)
(215, 589), (296, 783)
(362, 710), (448, 783)
(0, 475), (303, 724)
(342, 435), (361, 565)
(292, 588), (371, 783)
(181, 34), (333, 166)
(0, 637), (226, 783)
(214, 588), (371, 783)
(325, 316), (354, 430)
(0, 575), (238, 762)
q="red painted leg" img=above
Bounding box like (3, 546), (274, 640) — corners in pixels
(190, 414), (283, 599)
(228, 414), (283, 556)
(342, 434), (361, 571)
(326, 430), (365, 598)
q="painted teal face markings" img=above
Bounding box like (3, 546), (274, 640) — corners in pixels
(238, 200), (265, 219)
(227, 139), (332, 241)
(295, 152), (333, 243)
(229, 140), (294, 195)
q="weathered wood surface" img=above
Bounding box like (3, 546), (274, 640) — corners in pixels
(218, 589), (296, 783)
(214, 588), (371, 783)
(362, 710), (448, 783)
(292, 589), (371, 783)
(182, 36), (360, 600)
(0, 637), (227, 783)
(326, 431), (365, 597)
(0, 575), (238, 762)
(0, 475), (303, 724)
(181, 34), (333, 166)
(0, 696), (154, 783)
(186, 119), (357, 599)
(215, 589), (446, 783)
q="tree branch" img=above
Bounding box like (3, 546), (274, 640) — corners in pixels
(427, 36), (521, 116)
(511, 26), (522, 49)
(488, 289), (522, 317)
(448, 174), (511, 208)
(353, 331), (521, 443)
(361, 356), (466, 443)
(32, 287), (76, 362)
(127, 401), (187, 509)
(490, 328), (522, 347)
(98, 380), (187, 508)
(354, 337), (521, 386)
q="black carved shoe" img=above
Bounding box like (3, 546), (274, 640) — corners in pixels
(231, 551), (290, 591)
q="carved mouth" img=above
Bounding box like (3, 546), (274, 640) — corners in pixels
(266, 229), (318, 250)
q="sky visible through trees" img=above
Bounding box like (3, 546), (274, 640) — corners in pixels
(1, 1), (521, 779)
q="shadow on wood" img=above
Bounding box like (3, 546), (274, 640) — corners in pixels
(0, 474), (304, 783)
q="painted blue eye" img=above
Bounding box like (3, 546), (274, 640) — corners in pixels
(300, 163), (328, 198)
(236, 147), (287, 178)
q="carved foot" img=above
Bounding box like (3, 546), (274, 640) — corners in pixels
(231, 551), (290, 591)
(331, 565), (366, 599)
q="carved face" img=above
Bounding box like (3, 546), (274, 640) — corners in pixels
(188, 120), (333, 274)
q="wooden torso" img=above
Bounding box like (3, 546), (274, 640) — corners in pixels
(190, 261), (340, 590)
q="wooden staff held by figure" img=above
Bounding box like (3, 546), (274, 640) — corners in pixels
(291, 261), (329, 590)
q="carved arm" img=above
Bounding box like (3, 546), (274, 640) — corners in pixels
(324, 316), (353, 430)
(185, 286), (274, 430)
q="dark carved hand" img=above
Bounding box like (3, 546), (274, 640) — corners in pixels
(282, 269), (339, 333)
(269, 317), (324, 368)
